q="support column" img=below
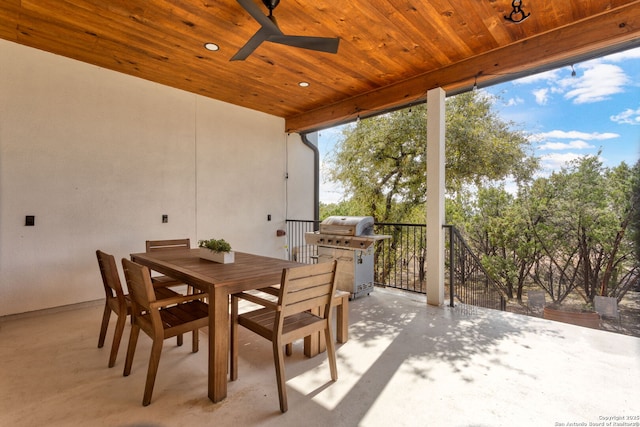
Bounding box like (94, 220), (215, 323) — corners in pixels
(426, 87), (446, 306)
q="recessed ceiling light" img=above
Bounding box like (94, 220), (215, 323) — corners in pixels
(204, 43), (219, 51)
(298, 81), (310, 87)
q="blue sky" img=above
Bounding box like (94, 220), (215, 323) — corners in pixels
(318, 46), (640, 203)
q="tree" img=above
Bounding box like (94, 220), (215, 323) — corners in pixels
(527, 156), (639, 303)
(327, 91), (537, 224)
(319, 200), (362, 219)
(445, 92), (538, 191)
(325, 90), (638, 309)
(598, 160), (640, 298)
(465, 185), (541, 301)
(633, 162), (640, 265)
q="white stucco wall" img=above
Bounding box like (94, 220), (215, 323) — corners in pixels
(0, 40), (314, 316)
(284, 132), (316, 221)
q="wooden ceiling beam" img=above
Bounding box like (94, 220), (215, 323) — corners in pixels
(285, 1), (640, 133)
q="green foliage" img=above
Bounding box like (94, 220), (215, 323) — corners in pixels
(319, 200), (361, 219)
(529, 156), (638, 300)
(324, 89), (638, 305)
(327, 91), (537, 223)
(328, 108), (426, 222)
(464, 184), (542, 300)
(463, 156), (639, 303)
(445, 92), (538, 190)
(198, 238), (231, 253)
(632, 161), (640, 262)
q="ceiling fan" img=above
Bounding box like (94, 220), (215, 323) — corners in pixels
(231, 0), (340, 61)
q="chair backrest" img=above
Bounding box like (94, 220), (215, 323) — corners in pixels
(278, 261), (338, 319)
(528, 290), (546, 309)
(594, 296), (619, 318)
(145, 239), (190, 252)
(122, 258), (158, 312)
(96, 250), (126, 301)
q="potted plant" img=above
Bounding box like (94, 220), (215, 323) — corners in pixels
(198, 238), (234, 263)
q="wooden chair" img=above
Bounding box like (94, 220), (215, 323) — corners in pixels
(96, 250), (180, 368)
(231, 261), (339, 413)
(121, 258), (208, 406)
(253, 285), (349, 356)
(145, 239), (191, 289)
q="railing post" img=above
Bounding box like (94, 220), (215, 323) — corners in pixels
(448, 225), (455, 307)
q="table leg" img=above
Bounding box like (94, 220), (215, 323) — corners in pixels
(335, 291), (349, 343)
(303, 292), (349, 356)
(208, 287), (229, 403)
(303, 306), (321, 357)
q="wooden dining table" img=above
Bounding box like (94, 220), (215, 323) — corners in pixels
(130, 248), (301, 403)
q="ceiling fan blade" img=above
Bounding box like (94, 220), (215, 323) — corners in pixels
(232, 0), (339, 60)
(236, 0), (281, 34)
(230, 27), (272, 61)
(268, 35), (340, 54)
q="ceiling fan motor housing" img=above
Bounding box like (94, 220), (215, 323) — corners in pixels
(262, 0), (280, 12)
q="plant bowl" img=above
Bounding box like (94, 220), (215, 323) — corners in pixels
(199, 248), (234, 264)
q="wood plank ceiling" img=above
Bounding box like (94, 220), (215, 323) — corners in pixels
(1, 0), (639, 133)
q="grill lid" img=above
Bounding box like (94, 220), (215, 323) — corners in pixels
(319, 216), (374, 236)
(306, 216), (390, 249)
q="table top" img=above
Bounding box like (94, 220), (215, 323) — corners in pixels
(130, 249), (301, 293)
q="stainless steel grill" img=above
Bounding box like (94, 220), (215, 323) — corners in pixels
(305, 216), (389, 299)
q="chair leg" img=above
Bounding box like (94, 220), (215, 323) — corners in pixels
(98, 303), (111, 348)
(272, 338), (288, 413)
(142, 338), (164, 406)
(336, 294), (349, 343)
(324, 326), (338, 381)
(123, 322), (140, 377)
(108, 312), (127, 368)
(230, 295), (238, 381)
(191, 329), (199, 353)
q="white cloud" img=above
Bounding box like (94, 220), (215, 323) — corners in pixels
(592, 46), (640, 63)
(540, 152), (588, 171)
(534, 130), (619, 140)
(539, 151), (609, 173)
(532, 88), (549, 105)
(564, 63), (628, 104)
(510, 49), (636, 106)
(515, 69), (562, 85)
(610, 107), (640, 125)
(504, 97), (524, 107)
(538, 140), (595, 150)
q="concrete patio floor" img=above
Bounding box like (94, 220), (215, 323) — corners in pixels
(1, 287), (638, 427)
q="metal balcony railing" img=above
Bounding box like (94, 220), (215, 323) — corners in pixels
(285, 220), (506, 311)
(285, 219), (319, 264)
(373, 222), (428, 293)
(443, 225), (507, 311)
